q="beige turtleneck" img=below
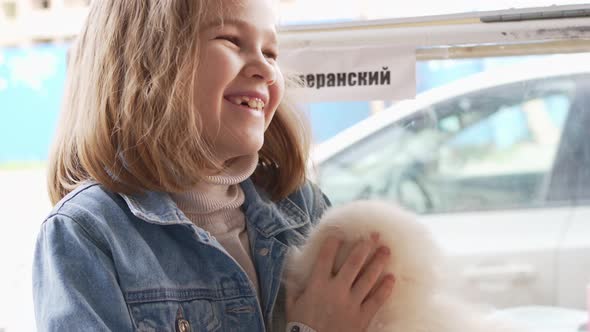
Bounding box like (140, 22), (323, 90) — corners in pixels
(170, 154), (261, 298)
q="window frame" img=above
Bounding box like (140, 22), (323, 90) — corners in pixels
(278, 4), (590, 61)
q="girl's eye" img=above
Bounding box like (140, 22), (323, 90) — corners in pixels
(216, 35), (240, 46)
(263, 50), (278, 61)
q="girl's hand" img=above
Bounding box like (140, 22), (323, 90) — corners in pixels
(286, 235), (395, 332)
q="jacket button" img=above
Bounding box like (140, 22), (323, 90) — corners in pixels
(177, 319), (191, 332)
(258, 248), (269, 256)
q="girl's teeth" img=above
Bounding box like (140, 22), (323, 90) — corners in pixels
(230, 97), (243, 105)
(229, 96), (264, 110)
(248, 100), (258, 109)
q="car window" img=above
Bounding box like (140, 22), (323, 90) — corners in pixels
(318, 75), (580, 214)
(546, 78), (590, 205)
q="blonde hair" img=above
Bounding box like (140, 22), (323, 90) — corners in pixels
(48, 0), (310, 205)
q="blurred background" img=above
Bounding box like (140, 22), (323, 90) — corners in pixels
(1, 1), (590, 331)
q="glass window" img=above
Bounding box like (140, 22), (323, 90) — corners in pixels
(318, 73), (580, 214)
(2, 4), (590, 329)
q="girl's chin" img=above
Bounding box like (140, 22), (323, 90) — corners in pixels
(216, 138), (264, 160)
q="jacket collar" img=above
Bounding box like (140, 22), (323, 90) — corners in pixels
(120, 178), (310, 238)
(240, 179), (310, 238)
(120, 189), (192, 226)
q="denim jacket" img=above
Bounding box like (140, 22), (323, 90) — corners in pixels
(33, 178), (330, 332)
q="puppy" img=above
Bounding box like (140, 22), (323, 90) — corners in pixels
(284, 200), (526, 332)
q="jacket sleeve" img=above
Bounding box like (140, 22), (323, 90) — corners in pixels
(33, 214), (134, 331)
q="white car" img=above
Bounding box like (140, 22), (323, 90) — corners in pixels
(312, 53), (590, 310)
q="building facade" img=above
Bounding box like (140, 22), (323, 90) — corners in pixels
(0, 0), (364, 47)
(0, 0), (89, 46)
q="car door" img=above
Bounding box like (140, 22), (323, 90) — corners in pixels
(402, 79), (576, 308)
(318, 74), (581, 308)
(546, 78), (590, 309)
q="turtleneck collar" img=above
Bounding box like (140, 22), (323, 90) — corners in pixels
(169, 154), (258, 232)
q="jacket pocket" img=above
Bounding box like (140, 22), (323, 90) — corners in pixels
(129, 298), (221, 332)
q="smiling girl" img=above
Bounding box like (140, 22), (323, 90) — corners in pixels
(33, 1), (394, 331)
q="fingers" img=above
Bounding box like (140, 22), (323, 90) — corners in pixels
(360, 274), (395, 319)
(335, 234), (379, 287)
(336, 240), (372, 286)
(350, 246), (390, 301)
(308, 236), (341, 283)
(286, 232), (394, 332)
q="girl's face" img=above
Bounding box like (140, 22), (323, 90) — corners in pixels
(195, 0), (284, 163)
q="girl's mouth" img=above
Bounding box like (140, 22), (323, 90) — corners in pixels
(225, 96), (265, 112)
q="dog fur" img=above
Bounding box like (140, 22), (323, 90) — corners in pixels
(284, 200), (526, 332)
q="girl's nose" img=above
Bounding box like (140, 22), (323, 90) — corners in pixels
(243, 54), (276, 85)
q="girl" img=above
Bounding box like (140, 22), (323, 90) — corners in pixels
(33, 0), (395, 331)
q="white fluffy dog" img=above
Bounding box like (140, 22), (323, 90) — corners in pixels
(284, 200), (525, 332)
